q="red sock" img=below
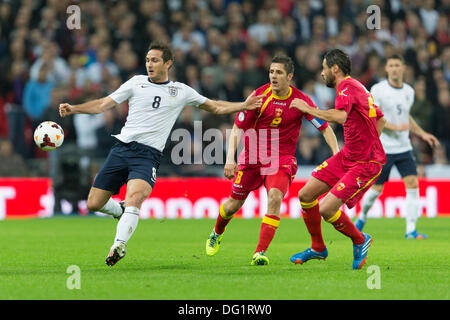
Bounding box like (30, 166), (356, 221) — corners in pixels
(214, 204), (232, 234)
(327, 210), (365, 244)
(255, 214), (280, 253)
(301, 201), (326, 252)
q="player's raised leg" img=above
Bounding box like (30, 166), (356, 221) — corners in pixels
(206, 197), (245, 256)
(291, 176), (331, 264)
(87, 187), (124, 219)
(106, 179), (152, 266)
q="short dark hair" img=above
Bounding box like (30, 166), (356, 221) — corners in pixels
(324, 49), (351, 75)
(271, 55), (294, 75)
(148, 41), (174, 63)
(386, 54), (405, 64)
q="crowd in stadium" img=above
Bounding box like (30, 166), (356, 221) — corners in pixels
(0, 0), (449, 179)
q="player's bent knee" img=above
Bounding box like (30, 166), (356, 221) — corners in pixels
(87, 198), (103, 212)
(126, 191), (148, 208)
(298, 189), (316, 204)
(403, 175), (418, 189)
(224, 198), (244, 216)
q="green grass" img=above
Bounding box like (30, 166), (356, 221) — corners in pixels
(0, 216), (449, 300)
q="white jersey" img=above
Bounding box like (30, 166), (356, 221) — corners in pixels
(109, 75), (207, 152)
(370, 79), (414, 154)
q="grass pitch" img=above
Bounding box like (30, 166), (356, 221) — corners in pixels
(0, 216), (448, 300)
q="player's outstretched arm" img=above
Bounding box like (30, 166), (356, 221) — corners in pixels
(59, 96), (117, 117)
(199, 91), (265, 115)
(377, 116), (387, 136)
(409, 115), (440, 147)
(289, 98), (347, 124)
(321, 126), (339, 155)
(224, 124), (241, 180)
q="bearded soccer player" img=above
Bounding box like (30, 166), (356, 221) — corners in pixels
(205, 55), (339, 265)
(289, 49), (387, 270)
(355, 55), (439, 238)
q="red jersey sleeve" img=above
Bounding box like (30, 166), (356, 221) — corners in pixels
(234, 109), (258, 130)
(375, 105), (384, 119)
(235, 84), (270, 130)
(335, 86), (351, 114)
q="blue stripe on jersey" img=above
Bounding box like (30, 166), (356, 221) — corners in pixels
(309, 117), (326, 129)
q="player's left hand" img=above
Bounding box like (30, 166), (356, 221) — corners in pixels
(244, 91), (265, 110)
(289, 98), (310, 113)
(422, 132), (440, 148)
(224, 161), (238, 180)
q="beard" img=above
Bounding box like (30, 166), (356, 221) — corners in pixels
(324, 72), (336, 88)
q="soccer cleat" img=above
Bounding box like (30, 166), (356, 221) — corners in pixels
(405, 230), (428, 239)
(105, 242), (126, 267)
(206, 231), (223, 256)
(290, 247), (328, 264)
(355, 218), (366, 232)
(352, 233), (372, 270)
(251, 251), (270, 265)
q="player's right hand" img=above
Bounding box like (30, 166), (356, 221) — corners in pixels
(59, 103), (73, 117)
(244, 90), (265, 111)
(224, 162), (238, 180)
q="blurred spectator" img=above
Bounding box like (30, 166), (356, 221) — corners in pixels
(410, 77), (433, 131)
(23, 66), (54, 129)
(86, 45), (119, 84)
(0, 139), (28, 177)
(419, 0), (439, 35)
(95, 109), (123, 158)
(0, 0), (448, 179)
(292, 0), (313, 43)
(248, 10), (278, 45)
(29, 41), (70, 84)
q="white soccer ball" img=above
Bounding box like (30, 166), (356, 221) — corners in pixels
(34, 121), (65, 151)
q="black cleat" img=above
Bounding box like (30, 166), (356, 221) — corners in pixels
(105, 242), (126, 267)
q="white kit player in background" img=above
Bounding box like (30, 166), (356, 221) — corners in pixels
(355, 55), (440, 239)
(59, 41), (265, 266)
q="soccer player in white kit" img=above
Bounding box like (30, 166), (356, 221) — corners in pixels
(355, 55), (440, 239)
(59, 41), (264, 266)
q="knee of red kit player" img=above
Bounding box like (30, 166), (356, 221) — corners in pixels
(298, 188), (316, 204)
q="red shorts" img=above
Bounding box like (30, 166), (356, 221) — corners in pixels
(312, 151), (382, 209)
(230, 155), (298, 200)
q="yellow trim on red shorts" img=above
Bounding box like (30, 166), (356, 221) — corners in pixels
(347, 169), (382, 202)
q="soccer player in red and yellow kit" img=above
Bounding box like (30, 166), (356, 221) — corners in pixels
(205, 55), (340, 265)
(289, 49), (387, 270)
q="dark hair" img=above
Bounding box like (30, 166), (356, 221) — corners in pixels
(271, 55), (294, 75)
(324, 49), (351, 75)
(148, 41), (174, 63)
(386, 54), (405, 64)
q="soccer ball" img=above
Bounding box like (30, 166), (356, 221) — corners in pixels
(34, 121), (64, 151)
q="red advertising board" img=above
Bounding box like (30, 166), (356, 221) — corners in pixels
(0, 178), (53, 219)
(1, 178), (449, 219)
